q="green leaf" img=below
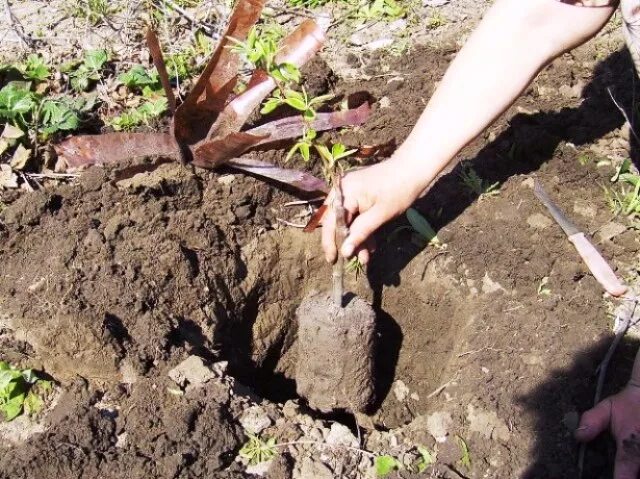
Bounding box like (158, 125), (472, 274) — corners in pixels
(406, 208), (439, 246)
(315, 144), (332, 164)
(286, 143), (301, 162)
(118, 65), (159, 88)
(19, 54), (50, 82)
(308, 93), (334, 107)
(260, 98), (281, 115)
(375, 455), (402, 477)
(138, 97), (168, 118)
(612, 159), (632, 183)
(456, 435), (471, 469)
(299, 143), (310, 162)
(23, 390), (43, 415)
(416, 446), (435, 472)
(303, 108), (316, 121)
(84, 49), (108, 71)
(3, 392), (26, 421)
(284, 97), (307, 112)
(0, 84), (36, 116)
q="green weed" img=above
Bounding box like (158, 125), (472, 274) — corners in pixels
(239, 434), (278, 465)
(108, 98), (169, 131)
(346, 256), (365, 280)
(459, 164), (499, 198)
(415, 445), (436, 472)
(356, 0), (405, 21)
(374, 455), (403, 477)
(66, 49), (109, 92)
(537, 277), (551, 296)
(18, 55), (51, 82)
(67, 0), (119, 25)
(608, 159), (640, 217)
(0, 361), (53, 422)
(456, 435), (471, 470)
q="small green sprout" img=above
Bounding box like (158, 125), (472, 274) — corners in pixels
(459, 164), (499, 198)
(374, 455), (403, 477)
(68, 49), (109, 92)
(537, 277), (551, 296)
(357, 0), (405, 21)
(239, 434), (278, 465)
(415, 445), (436, 472)
(262, 87), (333, 121)
(108, 98), (168, 131)
(456, 435), (471, 470)
(346, 256), (365, 280)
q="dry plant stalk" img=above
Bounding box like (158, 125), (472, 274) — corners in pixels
(332, 175), (347, 307)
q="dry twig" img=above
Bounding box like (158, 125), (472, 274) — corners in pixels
(607, 87), (640, 145)
(3, 0), (35, 48)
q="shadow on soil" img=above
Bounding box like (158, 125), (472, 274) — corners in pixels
(377, 48), (639, 284)
(367, 48), (640, 474)
(520, 335), (640, 479)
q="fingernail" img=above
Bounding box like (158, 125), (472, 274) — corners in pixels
(341, 240), (354, 258)
(576, 426), (589, 431)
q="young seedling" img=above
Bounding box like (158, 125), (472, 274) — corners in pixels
(357, 0), (406, 21)
(415, 445), (436, 472)
(239, 434), (278, 465)
(0, 361), (53, 421)
(537, 276), (551, 296)
(346, 256), (365, 280)
(608, 159), (640, 217)
(374, 455), (403, 477)
(459, 164), (499, 198)
(108, 98), (169, 131)
(389, 207), (441, 249)
(456, 435), (471, 470)
(66, 49), (109, 92)
(17, 54), (50, 82)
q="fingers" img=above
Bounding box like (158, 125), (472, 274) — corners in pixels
(341, 206), (385, 259)
(575, 398), (612, 443)
(614, 450), (640, 479)
(357, 246), (369, 265)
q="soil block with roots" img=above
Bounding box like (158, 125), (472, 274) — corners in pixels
(295, 293), (376, 413)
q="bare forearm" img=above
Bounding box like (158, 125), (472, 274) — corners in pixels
(397, 0), (615, 195)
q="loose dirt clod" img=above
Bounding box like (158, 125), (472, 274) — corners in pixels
(295, 292), (376, 413)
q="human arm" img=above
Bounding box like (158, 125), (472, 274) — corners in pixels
(322, 0), (616, 263)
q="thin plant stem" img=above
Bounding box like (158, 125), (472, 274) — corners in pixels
(332, 174), (346, 307)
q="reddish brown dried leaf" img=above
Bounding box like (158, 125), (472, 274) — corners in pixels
(303, 204), (327, 232)
(245, 102), (372, 146)
(226, 157), (329, 195)
(173, 0), (266, 146)
(55, 133), (180, 171)
(191, 133), (268, 169)
(205, 20), (327, 142)
(146, 29), (177, 114)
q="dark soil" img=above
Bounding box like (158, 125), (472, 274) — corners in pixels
(1, 38), (639, 478)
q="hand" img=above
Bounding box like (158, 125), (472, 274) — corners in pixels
(576, 384), (640, 479)
(321, 157), (423, 264)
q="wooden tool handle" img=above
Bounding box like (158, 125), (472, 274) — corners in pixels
(568, 233), (628, 297)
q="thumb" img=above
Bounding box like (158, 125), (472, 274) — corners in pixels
(575, 398), (612, 443)
(341, 206), (385, 258)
